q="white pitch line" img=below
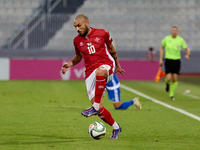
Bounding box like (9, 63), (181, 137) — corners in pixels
(183, 93), (200, 99)
(121, 84), (200, 122)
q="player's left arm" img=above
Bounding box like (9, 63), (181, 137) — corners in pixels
(108, 43), (125, 75)
(185, 47), (191, 60)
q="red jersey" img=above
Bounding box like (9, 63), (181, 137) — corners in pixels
(73, 28), (115, 79)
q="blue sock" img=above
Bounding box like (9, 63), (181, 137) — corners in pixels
(116, 100), (134, 110)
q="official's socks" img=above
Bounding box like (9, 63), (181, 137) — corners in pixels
(98, 106), (115, 126)
(115, 100), (134, 110)
(165, 78), (170, 85)
(170, 81), (178, 97)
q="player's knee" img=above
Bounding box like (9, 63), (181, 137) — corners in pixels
(96, 68), (107, 76)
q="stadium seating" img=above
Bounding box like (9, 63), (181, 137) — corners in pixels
(44, 0), (200, 51)
(0, 0), (43, 47)
(0, 0), (200, 51)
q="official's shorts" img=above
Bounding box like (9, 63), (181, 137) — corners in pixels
(164, 59), (181, 74)
(106, 74), (121, 102)
(85, 65), (114, 101)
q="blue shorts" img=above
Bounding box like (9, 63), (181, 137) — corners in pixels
(106, 74), (121, 102)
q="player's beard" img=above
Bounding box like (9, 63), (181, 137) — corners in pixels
(79, 25), (89, 37)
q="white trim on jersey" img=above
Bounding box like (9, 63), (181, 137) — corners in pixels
(104, 43), (115, 73)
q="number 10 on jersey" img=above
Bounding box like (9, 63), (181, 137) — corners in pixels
(88, 45), (96, 54)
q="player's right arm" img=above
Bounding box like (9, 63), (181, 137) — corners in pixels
(160, 37), (166, 66)
(159, 45), (165, 66)
(62, 54), (82, 74)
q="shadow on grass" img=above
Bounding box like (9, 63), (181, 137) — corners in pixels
(179, 76), (200, 85)
(43, 105), (88, 110)
(0, 133), (88, 145)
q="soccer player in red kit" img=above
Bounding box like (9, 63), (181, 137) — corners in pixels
(62, 14), (125, 139)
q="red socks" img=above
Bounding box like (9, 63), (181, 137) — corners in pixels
(94, 76), (106, 103)
(95, 76), (115, 126)
(98, 107), (115, 126)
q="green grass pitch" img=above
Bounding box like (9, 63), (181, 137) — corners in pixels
(0, 77), (200, 150)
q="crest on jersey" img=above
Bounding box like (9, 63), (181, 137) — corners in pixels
(80, 42), (83, 46)
(177, 45), (179, 49)
(95, 37), (100, 42)
(87, 42), (92, 46)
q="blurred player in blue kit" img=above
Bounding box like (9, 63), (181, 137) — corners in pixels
(106, 74), (142, 110)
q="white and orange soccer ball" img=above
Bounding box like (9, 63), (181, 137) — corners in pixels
(88, 122), (106, 140)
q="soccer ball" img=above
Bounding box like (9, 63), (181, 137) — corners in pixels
(88, 122), (106, 140)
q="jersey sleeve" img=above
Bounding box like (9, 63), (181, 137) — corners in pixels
(181, 38), (188, 49)
(73, 39), (81, 55)
(104, 30), (113, 47)
(161, 37), (166, 46)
